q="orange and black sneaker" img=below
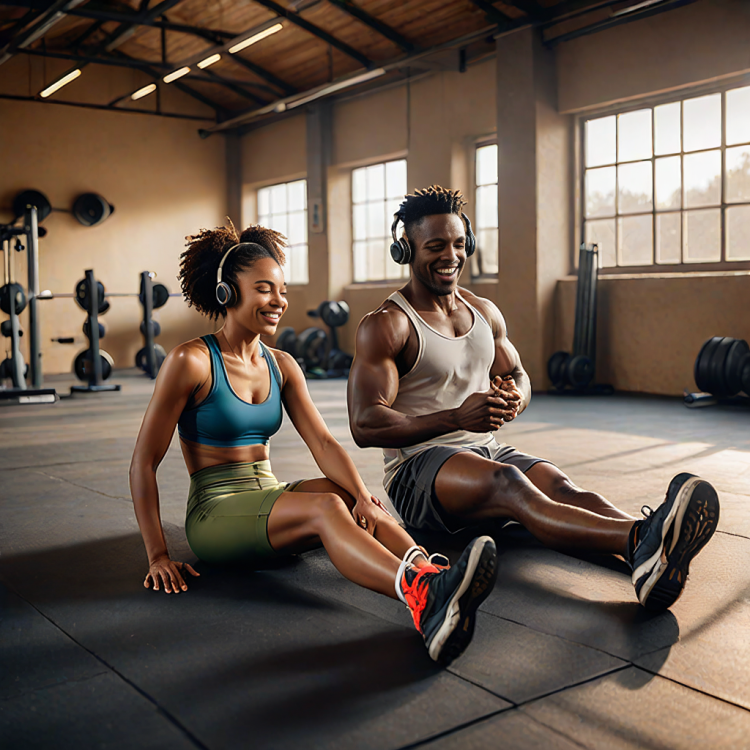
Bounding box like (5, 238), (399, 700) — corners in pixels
(397, 536), (497, 666)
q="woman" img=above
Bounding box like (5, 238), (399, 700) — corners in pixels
(129, 222), (498, 666)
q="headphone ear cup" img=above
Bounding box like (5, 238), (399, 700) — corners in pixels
(390, 238), (411, 265)
(216, 281), (236, 307)
(462, 213), (476, 257)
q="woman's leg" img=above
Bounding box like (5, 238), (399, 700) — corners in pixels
(267, 488), (406, 598)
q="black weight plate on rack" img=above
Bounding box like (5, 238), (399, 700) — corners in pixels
(74, 278), (108, 314)
(708, 337), (733, 397)
(319, 300), (350, 329)
(82, 320), (105, 340)
(275, 327), (297, 355)
(74, 349), (113, 381)
(694, 337), (722, 393)
(296, 327), (327, 370)
(152, 283), (169, 309)
(567, 354), (595, 389)
(13, 189), (51, 222)
(135, 345), (167, 374)
(0, 320), (11, 337)
(724, 338), (749, 396)
(547, 351), (570, 388)
(0, 283), (27, 315)
(740, 354), (750, 395)
(139, 320), (161, 338)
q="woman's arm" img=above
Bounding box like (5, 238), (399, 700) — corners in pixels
(129, 343), (207, 592)
(275, 350), (388, 533)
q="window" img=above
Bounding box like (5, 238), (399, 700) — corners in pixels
(257, 179), (308, 284)
(352, 159), (407, 282)
(582, 84), (750, 269)
(474, 143), (499, 276)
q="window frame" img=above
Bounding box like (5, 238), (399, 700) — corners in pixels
(350, 157), (409, 284)
(256, 178), (309, 286)
(472, 139), (499, 279)
(576, 76), (750, 275)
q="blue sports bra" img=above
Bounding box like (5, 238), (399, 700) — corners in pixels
(178, 334), (283, 448)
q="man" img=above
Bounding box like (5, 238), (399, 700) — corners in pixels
(347, 185), (719, 612)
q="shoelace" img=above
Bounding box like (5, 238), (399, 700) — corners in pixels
(406, 568), (438, 631)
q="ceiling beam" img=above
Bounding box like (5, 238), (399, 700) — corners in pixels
(467, 0), (513, 25)
(325, 0), (417, 53)
(102, 0), (185, 52)
(0, 0), (86, 66)
(249, 0), (372, 68)
(504, 0), (547, 21)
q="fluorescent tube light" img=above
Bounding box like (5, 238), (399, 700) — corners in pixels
(197, 53), (221, 69)
(228, 23), (283, 54)
(131, 83), (157, 101)
(39, 68), (81, 98)
(163, 66), (191, 83)
(287, 68), (386, 109)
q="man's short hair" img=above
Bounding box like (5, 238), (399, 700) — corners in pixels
(394, 185), (467, 241)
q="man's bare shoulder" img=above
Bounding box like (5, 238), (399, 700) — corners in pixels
(459, 287), (505, 334)
(357, 299), (411, 353)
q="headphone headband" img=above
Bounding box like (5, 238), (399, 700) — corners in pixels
(217, 242), (243, 285)
(390, 212), (476, 265)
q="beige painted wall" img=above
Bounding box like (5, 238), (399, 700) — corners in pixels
(555, 273), (750, 395)
(557, 0), (750, 114)
(0, 57), (226, 377)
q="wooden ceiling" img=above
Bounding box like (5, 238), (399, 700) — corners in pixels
(0, 0), (694, 124)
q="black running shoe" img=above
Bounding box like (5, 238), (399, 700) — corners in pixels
(631, 473), (719, 611)
(399, 536), (497, 665)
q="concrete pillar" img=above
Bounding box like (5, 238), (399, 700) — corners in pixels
(496, 28), (571, 386)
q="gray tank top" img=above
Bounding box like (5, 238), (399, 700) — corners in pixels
(383, 290), (503, 490)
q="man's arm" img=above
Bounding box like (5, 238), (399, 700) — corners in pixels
(347, 305), (509, 449)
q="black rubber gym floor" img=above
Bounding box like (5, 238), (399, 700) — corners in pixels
(2, 373), (749, 749)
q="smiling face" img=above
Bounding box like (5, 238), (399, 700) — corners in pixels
(408, 213), (467, 296)
(230, 256), (288, 335)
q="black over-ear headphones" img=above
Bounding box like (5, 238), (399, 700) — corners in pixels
(216, 242), (243, 307)
(390, 213), (477, 265)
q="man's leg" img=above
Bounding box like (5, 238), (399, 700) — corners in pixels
(433, 452), (634, 556)
(524, 462), (636, 522)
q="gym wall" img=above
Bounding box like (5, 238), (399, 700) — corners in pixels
(553, 0), (750, 395)
(0, 55), (226, 375)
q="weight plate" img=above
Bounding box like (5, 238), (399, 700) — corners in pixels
(708, 336), (733, 397)
(75, 278), (108, 314)
(139, 320), (161, 338)
(13, 189), (51, 222)
(547, 350), (570, 389)
(73, 349), (113, 381)
(0, 359), (8, 379)
(0, 283), (27, 315)
(152, 283), (169, 309)
(694, 337), (722, 393)
(319, 300), (350, 329)
(135, 345), (166, 375)
(73, 193), (114, 227)
(82, 320), (105, 340)
(296, 327), (327, 370)
(275, 327), (297, 355)
(567, 354), (595, 389)
(740, 354), (750, 395)
(724, 339), (749, 396)
(0, 320), (11, 337)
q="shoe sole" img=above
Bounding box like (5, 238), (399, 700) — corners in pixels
(427, 536), (498, 666)
(634, 476), (720, 611)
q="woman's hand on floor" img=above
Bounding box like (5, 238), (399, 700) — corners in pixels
(352, 494), (391, 536)
(144, 556), (200, 593)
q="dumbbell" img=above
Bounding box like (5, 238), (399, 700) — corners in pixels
(547, 350), (595, 390)
(1, 320), (22, 338)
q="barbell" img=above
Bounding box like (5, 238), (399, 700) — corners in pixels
(694, 336), (750, 398)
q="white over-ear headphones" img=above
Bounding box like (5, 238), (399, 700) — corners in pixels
(215, 243), (242, 307)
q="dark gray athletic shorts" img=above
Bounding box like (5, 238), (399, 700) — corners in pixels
(387, 443), (552, 532)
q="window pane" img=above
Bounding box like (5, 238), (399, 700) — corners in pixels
(258, 187), (270, 216)
(585, 116), (616, 167)
(353, 240), (367, 282)
(477, 228), (499, 275)
(476, 144), (498, 186)
(656, 213), (681, 264)
(287, 180), (306, 211)
(618, 214), (653, 266)
(295, 244), (309, 285)
(387, 199), (401, 231)
(655, 102), (681, 155)
(726, 85), (750, 146)
(618, 161), (652, 214)
(258, 212), (270, 227)
(684, 209), (720, 262)
(683, 94), (721, 152)
(287, 210), (305, 246)
(618, 109), (652, 162)
(386, 159), (407, 199)
(352, 167), (367, 204)
(726, 145), (750, 203)
(366, 164), (385, 201)
(353, 204), (367, 241)
(270, 183), (286, 213)
(367, 201), (383, 238)
(655, 156), (681, 210)
(476, 184), (498, 229)
(726, 205), (750, 261)
(367, 239), (385, 281)
(271, 213), (288, 238)
(585, 167), (616, 217)
(585, 219), (616, 268)
(684, 150), (721, 208)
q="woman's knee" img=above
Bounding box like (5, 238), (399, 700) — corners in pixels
(310, 492), (351, 528)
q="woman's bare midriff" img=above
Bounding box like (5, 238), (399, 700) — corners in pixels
(180, 437), (270, 475)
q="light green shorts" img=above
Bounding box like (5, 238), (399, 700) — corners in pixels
(185, 460), (303, 566)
